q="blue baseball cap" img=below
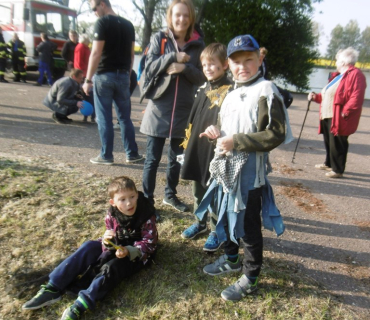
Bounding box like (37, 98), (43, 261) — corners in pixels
(227, 34), (260, 58)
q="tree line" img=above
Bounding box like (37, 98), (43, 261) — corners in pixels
(77, 0), (323, 91)
(326, 20), (370, 66)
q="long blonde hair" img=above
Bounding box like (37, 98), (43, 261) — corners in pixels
(166, 0), (196, 41)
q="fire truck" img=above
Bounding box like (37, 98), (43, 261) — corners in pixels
(0, 0), (77, 79)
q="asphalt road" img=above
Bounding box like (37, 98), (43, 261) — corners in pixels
(0, 75), (369, 318)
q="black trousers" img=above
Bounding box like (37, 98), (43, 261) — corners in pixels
(224, 188), (263, 278)
(12, 53), (26, 80)
(321, 118), (349, 174)
(0, 58), (6, 76)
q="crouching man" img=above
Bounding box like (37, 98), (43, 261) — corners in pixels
(43, 68), (84, 124)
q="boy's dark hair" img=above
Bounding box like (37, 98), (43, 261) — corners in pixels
(70, 68), (84, 78)
(200, 43), (227, 64)
(108, 176), (137, 198)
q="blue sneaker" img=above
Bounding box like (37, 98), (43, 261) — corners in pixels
(181, 223), (207, 239)
(203, 232), (223, 252)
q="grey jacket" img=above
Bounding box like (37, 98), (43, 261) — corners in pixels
(140, 29), (205, 138)
(43, 76), (80, 115)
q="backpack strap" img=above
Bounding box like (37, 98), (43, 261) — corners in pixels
(160, 37), (167, 55)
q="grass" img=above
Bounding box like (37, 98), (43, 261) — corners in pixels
(0, 157), (357, 320)
(313, 58), (370, 70)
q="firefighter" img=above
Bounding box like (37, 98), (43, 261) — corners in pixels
(0, 27), (8, 83)
(7, 33), (27, 83)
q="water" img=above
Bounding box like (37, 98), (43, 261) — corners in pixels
(133, 55), (370, 100)
(276, 67), (370, 100)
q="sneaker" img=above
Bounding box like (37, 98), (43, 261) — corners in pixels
(325, 171), (343, 178)
(315, 164), (331, 170)
(203, 254), (241, 276)
(22, 284), (62, 310)
(83, 116), (87, 122)
(61, 303), (86, 320)
(181, 223), (207, 239)
(113, 122), (120, 129)
(221, 275), (258, 301)
(126, 154), (144, 163)
(203, 232), (223, 252)
(90, 156), (113, 165)
(163, 196), (189, 212)
(33, 82), (42, 86)
(63, 116), (73, 123)
(52, 113), (67, 124)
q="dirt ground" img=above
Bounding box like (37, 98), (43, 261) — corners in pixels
(0, 74), (369, 318)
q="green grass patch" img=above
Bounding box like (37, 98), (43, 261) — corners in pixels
(0, 157), (356, 320)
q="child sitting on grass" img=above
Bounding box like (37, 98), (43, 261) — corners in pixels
(22, 176), (158, 320)
(197, 34), (293, 301)
(180, 43), (233, 252)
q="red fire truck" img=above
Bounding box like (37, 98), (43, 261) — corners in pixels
(0, 0), (77, 78)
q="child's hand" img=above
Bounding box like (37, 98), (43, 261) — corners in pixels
(217, 136), (234, 154)
(116, 247), (129, 259)
(103, 229), (115, 245)
(199, 125), (220, 140)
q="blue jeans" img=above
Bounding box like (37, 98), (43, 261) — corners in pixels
(142, 136), (183, 201)
(49, 240), (141, 309)
(93, 72), (138, 160)
(38, 61), (53, 85)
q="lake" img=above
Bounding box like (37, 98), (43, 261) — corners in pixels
(276, 68), (370, 100)
(133, 56), (370, 100)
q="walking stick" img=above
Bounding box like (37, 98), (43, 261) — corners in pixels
(291, 100), (311, 163)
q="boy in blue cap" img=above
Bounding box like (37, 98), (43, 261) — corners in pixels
(197, 34), (293, 301)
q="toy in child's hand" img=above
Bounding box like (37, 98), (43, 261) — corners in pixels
(104, 239), (124, 251)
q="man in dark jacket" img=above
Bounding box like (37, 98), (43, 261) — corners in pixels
(62, 30), (78, 71)
(0, 27), (8, 83)
(43, 68), (84, 124)
(35, 33), (57, 86)
(7, 33), (27, 82)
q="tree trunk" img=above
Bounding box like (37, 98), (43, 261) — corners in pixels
(196, 0), (208, 25)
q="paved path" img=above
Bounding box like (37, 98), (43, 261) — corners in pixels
(0, 80), (369, 318)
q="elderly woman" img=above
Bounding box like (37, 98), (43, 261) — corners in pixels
(74, 34), (91, 77)
(140, 0), (205, 213)
(308, 47), (367, 178)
